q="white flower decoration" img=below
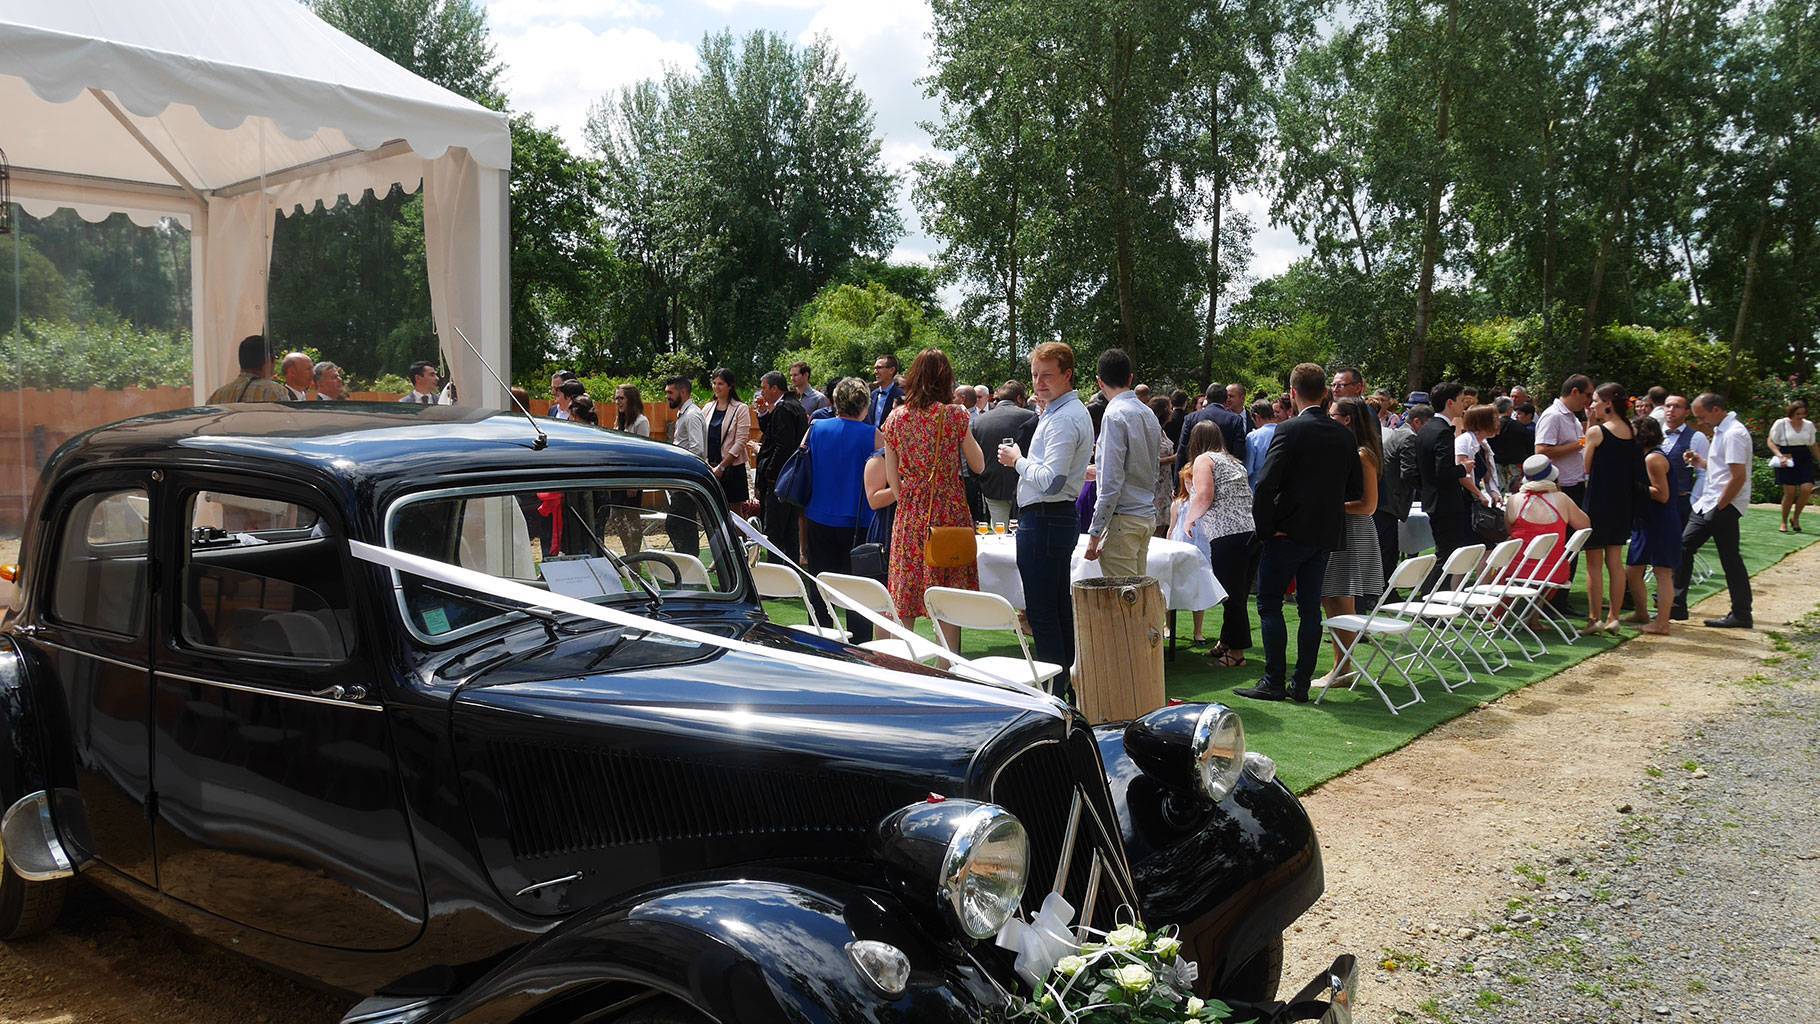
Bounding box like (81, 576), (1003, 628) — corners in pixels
(1106, 924), (1149, 951)
(1054, 955), (1088, 978)
(1113, 964), (1154, 993)
(1151, 935), (1182, 959)
(1187, 996), (1206, 1015)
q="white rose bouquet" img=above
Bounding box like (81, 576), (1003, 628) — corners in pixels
(998, 917), (1230, 1023)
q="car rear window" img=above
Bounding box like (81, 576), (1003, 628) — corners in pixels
(49, 489), (150, 637)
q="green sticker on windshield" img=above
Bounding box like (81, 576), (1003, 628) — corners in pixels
(422, 606), (451, 635)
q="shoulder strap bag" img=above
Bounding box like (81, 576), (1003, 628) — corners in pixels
(775, 429), (814, 509)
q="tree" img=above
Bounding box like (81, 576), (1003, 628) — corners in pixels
(587, 30), (900, 378)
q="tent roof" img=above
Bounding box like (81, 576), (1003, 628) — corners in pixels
(0, 0), (509, 221)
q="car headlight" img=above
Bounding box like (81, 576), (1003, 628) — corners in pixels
(875, 799), (1030, 940)
(1125, 702), (1248, 802)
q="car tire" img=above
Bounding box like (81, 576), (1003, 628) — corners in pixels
(1222, 932), (1284, 1004)
(0, 854), (66, 940)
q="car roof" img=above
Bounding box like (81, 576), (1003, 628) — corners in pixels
(48, 403), (714, 519)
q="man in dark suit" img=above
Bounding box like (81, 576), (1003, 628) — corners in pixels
(755, 371), (809, 562)
(867, 354), (903, 427)
(1175, 383), (1247, 474)
(1236, 364), (1363, 703)
(972, 382), (1039, 526)
(1376, 403), (1429, 596)
(1415, 381), (1471, 580)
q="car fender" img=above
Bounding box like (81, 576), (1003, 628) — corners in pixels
(429, 872), (1001, 1024)
(1094, 723), (1323, 990)
(0, 637), (49, 807)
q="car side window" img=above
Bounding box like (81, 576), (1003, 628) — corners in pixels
(180, 490), (351, 663)
(50, 489), (151, 637)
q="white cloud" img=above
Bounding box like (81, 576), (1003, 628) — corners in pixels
(494, 21), (697, 150)
(490, 0), (656, 27)
(1233, 189), (1304, 280)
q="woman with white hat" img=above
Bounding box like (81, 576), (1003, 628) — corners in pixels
(1504, 453), (1590, 586)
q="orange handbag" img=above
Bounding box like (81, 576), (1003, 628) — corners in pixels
(921, 447), (977, 568)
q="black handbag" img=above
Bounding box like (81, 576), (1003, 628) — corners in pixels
(849, 542), (887, 580)
(1471, 501), (1508, 543)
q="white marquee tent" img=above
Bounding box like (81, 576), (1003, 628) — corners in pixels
(0, 0), (511, 406)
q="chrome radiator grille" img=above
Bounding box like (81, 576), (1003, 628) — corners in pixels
(989, 730), (1135, 936)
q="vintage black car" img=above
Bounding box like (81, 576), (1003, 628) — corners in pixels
(0, 404), (1352, 1023)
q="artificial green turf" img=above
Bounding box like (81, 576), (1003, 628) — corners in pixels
(765, 508), (1814, 795)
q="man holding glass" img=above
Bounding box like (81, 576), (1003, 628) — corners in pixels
(998, 343), (1094, 683)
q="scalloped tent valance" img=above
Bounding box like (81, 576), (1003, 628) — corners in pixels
(0, 0), (511, 407)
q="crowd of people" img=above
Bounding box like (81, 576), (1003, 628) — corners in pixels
(212, 330), (1814, 707)
(689, 347), (1810, 707)
(205, 334), (447, 405)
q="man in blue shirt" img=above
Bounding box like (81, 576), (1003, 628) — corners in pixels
(998, 342), (1094, 684)
(1244, 399), (1278, 489)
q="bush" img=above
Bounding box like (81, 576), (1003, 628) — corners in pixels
(364, 373), (412, 394)
(1751, 457), (1781, 506)
(0, 319), (191, 390)
(650, 351), (705, 386)
(782, 281), (949, 385)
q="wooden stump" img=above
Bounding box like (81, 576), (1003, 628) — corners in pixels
(1072, 574), (1166, 724)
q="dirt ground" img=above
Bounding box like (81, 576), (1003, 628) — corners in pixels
(3, 544), (1814, 1023)
(1282, 540), (1820, 1018)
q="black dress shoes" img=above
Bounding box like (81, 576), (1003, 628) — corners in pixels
(1235, 681), (1289, 702)
(1669, 607), (1688, 621)
(1702, 615), (1753, 629)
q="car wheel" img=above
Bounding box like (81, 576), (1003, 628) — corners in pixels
(1222, 932), (1284, 1004)
(0, 852), (66, 940)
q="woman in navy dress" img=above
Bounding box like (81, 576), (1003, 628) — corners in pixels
(1581, 382), (1641, 634)
(1624, 416), (1679, 636)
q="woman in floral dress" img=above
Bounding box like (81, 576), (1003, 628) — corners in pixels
(882, 349), (986, 647)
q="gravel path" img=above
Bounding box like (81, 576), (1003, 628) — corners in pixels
(1411, 610), (1820, 1024)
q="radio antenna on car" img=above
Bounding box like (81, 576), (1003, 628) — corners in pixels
(452, 324), (547, 451)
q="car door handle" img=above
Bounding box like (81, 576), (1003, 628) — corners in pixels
(310, 684), (369, 702)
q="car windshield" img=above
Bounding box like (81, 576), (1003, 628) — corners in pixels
(386, 480), (743, 642)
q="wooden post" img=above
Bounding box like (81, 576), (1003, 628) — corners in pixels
(1072, 575), (1166, 724)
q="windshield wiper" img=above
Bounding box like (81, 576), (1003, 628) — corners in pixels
(563, 500), (665, 612)
(420, 583), (586, 643)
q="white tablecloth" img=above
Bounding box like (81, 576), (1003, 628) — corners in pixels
(974, 534), (1227, 611)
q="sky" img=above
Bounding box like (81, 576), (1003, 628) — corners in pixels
(485, 0), (1308, 299)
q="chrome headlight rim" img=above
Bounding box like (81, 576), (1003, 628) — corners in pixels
(936, 804), (1030, 940)
(1191, 703), (1246, 802)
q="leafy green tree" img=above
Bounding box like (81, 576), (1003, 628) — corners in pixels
(588, 30), (900, 380)
(782, 281), (953, 385)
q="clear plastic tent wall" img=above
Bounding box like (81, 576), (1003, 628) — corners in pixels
(0, 0), (512, 406)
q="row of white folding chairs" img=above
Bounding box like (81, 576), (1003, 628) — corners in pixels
(1317, 528), (1596, 715)
(750, 560), (1065, 694)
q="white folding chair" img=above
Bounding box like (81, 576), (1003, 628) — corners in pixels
(664, 551), (711, 588)
(816, 572), (953, 665)
(1467, 532), (1557, 657)
(924, 586), (1063, 693)
(752, 561), (851, 642)
(1375, 544), (1487, 691)
(1315, 554), (1439, 715)
(1429, 538), (1524, 672)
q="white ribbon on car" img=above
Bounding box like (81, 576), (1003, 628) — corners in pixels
(349, 540), (1065, 720)
(996, 892), (1080, 987)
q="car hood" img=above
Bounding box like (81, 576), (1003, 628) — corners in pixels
(446, 620), (1062, 916)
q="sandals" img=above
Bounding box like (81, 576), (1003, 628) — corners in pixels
(1208, 646), (1246, 668)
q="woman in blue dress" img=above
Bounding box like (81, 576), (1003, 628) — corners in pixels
(1625, 415), (1680, 636)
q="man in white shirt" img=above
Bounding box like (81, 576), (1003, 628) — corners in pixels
(998, 342), (1094, 682)
(664, 375), (708, 556)
(1534, 374), (1592, 508)
(1673, 393), (1752, 628)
